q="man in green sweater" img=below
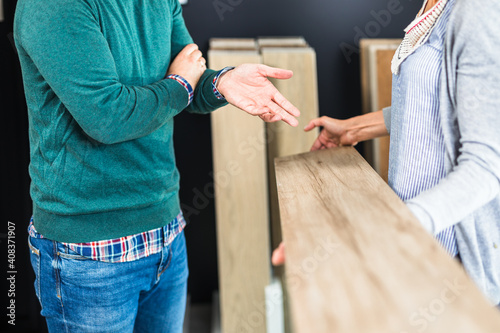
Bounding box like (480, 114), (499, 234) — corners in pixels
(14, 0), (300, 331)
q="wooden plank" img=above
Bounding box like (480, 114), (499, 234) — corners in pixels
(257, 36), (308, 48)
(373, 48), (397, 182)
(367, 45), (397, 115)
(261, 45), (320, 333)
(275, 147), (500, 333)
(359, 39), (401, 114)
(209, 49), (271, 333)
(209, 38), (257, 51)
(261, 47), (319, 253)
(360, 39), (401, 181)
(367, 44), (397, 181)
(262, 46), (320, 333)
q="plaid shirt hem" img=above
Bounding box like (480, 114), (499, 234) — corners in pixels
(28, 212), (186, 263)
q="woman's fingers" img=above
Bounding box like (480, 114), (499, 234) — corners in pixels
(311, 137), (323, 151)
(304, 117), (325, 132)
(271, 242), (286, 266)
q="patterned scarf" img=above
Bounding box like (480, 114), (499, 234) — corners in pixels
(391, 0), (448, 75)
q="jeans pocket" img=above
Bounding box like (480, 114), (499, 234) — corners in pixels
(27, 236), (41, 302)
(56, 243), (91, 261)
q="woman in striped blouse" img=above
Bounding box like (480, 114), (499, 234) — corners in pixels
(274, 0), (500, 306)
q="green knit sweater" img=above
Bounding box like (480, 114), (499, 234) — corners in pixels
(14, 0), (226, 242)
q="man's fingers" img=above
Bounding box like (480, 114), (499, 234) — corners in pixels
(259, 113), (281, 123)
(268, 102), (298, 127)
(259, 65), (294, 80)
(269, 113), (282, 122)
(182, 43), (199, 55)
(244, 104), (273, 117)
(273, 92), (300, 117)
(240, 101), (297, 126)
(259, 114), (272, 122)
(190, 50), (203, 62)
(281, 113), (299, 127)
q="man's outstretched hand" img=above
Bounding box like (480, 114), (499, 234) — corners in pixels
(217, 64), (300, 127)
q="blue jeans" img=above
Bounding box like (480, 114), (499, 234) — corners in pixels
(28, 231), (189, 333)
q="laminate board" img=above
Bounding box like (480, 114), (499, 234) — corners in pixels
(275, 147), (500, 333)
(208, 49), (270, 333)
(257, 36), (307, 48)
(260, 46), (319, 252)
(360, 39), (401, 114)
(360, 39), (401, 181)
(209, 38), (257, 51)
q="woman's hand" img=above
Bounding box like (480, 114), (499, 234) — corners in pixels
(306, 111), (389, 151)
(167, 44), (206, 89)
(272, 242), (286, 266)
(305, 116), (358, 151)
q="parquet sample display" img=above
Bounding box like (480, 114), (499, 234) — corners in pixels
(209, 38), (257, 51)
(257, 36), (307, 48)
(260, 45), (319, 251)
(209, 37), (320, 333)
(209, 45), (271, 333)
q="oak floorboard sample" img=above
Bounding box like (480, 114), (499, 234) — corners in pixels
(257, 36), (307, 48)
(260, 39), (319, 333)
(208, 47), (271, 333)
(360, 39), (401, 182)
(275, 146), (500, 333)
(260, 46), (319, 252)
(209, 38), (257, 51)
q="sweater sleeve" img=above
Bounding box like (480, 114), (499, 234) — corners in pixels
(168, 0), (227, 114)
(185, 69), (228, 114)
(15, 0), (192, 145)
(406, 0), (500, 234)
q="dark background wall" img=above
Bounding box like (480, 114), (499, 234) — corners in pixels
(1, 0), (420, 331)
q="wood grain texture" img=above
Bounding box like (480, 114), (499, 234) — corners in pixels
(257, 36), (308, 48)
(261, 47), (320, 252)
(275, 147), (500, 333)
(360, 39), (401, 114)
(360, 39), (401, 181)
(209, 49), (271, 333)
(373, 49), (397, 182)
(209, 38), (257, 50)
(261, 43), (319, 333)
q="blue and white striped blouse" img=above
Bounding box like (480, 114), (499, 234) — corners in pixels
(387, 0), (457, 256)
